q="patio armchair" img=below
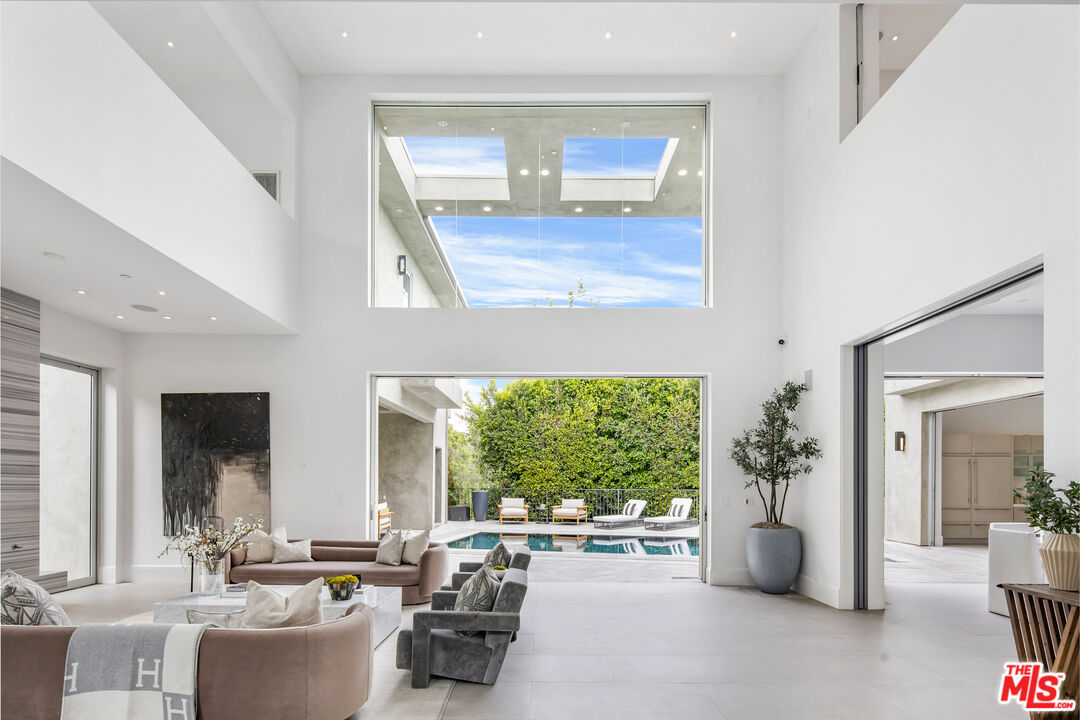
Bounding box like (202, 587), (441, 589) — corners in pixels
(498, 497), (529, 523)
(643, 498), (697, 531)
(448, 546), (532, 590)
(551, 499), (588, 524)
(397, 567), (528, 687)
(377, 501), (393, 536)
(592, 499), (647, 529)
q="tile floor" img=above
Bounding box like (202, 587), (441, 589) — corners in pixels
(53, 545), (1023, 719)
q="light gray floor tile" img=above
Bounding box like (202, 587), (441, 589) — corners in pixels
(530, 681), (727, 720)
(443, 681), (532, 719)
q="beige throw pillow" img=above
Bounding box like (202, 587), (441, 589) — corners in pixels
(245, 526), (287, 564)
(186, 608), (245, 628)
(240, 579), (323, 628)
(375, 530), (405, 566)
(401, 529), (430, 566)
(271, 538), (314, 563)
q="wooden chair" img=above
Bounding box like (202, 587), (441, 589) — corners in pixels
(551, 499), (588, 525)
(498, 498), (528, 523)
(377, 502), (393, 536)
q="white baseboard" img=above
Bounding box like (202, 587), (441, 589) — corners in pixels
(708, 567), (754, 586)
(129, 565), (189, 584)
(795, 573), (841, 608)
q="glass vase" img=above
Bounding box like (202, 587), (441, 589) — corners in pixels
(199, 561), (225, 596)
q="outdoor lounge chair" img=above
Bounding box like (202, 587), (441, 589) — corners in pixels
(498, 497), (529, 523)
(643, 498), (697, 531)
(397, 567), (528, 687)
(551, 498), (588, 524)
(592, 499), (647, 529)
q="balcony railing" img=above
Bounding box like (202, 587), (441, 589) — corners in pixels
(448, 486), (700, 522)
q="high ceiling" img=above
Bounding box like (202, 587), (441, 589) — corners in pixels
(259, 2), (827, 76)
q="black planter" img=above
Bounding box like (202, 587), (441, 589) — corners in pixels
(327, 581), (358, 601)
(448, 505), (470, 522)
(471, 490), (490, 522)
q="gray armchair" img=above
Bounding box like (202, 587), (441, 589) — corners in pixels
(446, 546), (532, 590)
(397, 567), (528, 688)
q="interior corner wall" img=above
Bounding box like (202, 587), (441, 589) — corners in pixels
(112, 73), (784, 584)
(781, 5), (1079, 609)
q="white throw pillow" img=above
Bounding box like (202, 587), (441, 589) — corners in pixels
(375, 530), (405, 566)
(271, 538), (314, 564)
(240, 580), (323, 629)
(0, 570), (71, 626)
(245, 526), (287, 564)
(401, 529), (430, 566)
(186, 608), (245, 628)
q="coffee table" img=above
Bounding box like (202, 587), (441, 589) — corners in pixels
(152, 584), (402, 648)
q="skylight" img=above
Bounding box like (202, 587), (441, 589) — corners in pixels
(562, 138), (670, 177)
(402, 137), (507, 177)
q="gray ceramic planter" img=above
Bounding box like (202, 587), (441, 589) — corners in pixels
(746, 526), (801, 594)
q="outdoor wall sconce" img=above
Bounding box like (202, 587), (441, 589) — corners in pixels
(397, 255), (407, 275)
(894, 431), (906, 452)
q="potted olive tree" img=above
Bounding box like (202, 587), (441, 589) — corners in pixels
(1018, 468), (1080, 591)
(730, 382), (821, 594)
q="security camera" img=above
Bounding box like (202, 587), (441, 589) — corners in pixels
(778, 338), (787, 346)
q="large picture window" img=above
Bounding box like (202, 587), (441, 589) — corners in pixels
(373, 105), (706, 308)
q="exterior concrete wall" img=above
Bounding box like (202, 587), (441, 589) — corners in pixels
(884, 378), (1044, 546)
(375, 206), (442, 308)
(378, 412), (434, 531)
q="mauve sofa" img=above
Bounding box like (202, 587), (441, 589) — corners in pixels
(0, 604), (374, 720)
(227, 539), (449, 605)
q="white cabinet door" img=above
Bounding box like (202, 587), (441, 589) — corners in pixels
(973, 456), (1014, 509)
(942, 457), (971, 509)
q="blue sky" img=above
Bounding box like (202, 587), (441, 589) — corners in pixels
(402, 135), (701, 307)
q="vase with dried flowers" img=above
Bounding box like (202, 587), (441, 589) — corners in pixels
(161, 516), (263, 595)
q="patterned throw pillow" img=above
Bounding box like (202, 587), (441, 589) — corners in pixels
(483, 541), (512, 569)
(452, 564), (501, 637)
(1, 570), (71, 626)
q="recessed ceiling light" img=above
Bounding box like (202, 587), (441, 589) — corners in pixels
(621, 121), (630, 128)
(382, 125), (388, 131)
(162, 316), (172, 320)
(540, 169), (550, 176)
(592, 127), (597, 132)
(166, 40), (175, 48)
(340, 30), (348, 39)
(394, 208), (403, 214)
(574, 207), (583, 213)
(158, 290), (167, 296)
(114, 315), (125, 320)
(602, 30), (614, 40)
(730, 31), (738, 39)
(677, 168), (688, 176)
(474, 30), (485, 40)
(43, 251), (66, 260)
(519, 168), (529, 176)
(891, 34), (900, 42)
(208, 316), (218, 321)
(623, 207), (632, 213)
(437, 120), (448, 128)
(434, 205), (444, 212)
(692, 125), (697, 130)
(75, 289), (87, 295)
(490, 127), (495, 132)
(697, 169), (703, 176)
(482, 206), (492, 212)
(551, 149), (558, 156)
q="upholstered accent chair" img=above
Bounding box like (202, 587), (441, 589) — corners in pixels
(551, 498), (588, 524)
(397, 568), (528, 688)
(498, 497), (528, 523)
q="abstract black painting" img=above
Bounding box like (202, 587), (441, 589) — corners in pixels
(161, 393), (270, 536)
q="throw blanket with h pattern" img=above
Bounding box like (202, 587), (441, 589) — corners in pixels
(60, 623), (211, 720)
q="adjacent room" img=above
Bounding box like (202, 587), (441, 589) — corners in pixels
(1, 2), (1077, 719)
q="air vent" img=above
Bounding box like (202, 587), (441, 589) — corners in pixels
(252, 172), (279, 202)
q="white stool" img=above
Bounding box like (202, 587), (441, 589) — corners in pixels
(988, 522), (1045, 616)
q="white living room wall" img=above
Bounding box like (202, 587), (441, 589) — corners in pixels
(115, 74), (786, 583)
(781, 4), (1079, 608)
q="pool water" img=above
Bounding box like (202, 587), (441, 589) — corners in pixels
(447, 531), (699, 557)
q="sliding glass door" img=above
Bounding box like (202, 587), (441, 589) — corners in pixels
(39, 358), (97, 589)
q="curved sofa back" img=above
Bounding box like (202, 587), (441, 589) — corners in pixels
(0, 604), (373, 720)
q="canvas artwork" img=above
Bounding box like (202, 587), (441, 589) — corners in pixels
(161, 392), (270, 536)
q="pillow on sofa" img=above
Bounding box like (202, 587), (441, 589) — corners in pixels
(241, 579), (323, 628)
(0, 570), (71, 626)
(483, 541), (512, 569)
(452, 564), (500, 637)
(401, 529), (430, 566)
(186, 608), (245, 628)
(245, 526), (288, 564)
(376, 530), (405, 566)
(271, 538), (314, 564)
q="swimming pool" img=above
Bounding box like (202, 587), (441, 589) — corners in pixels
(446, 531), (698, 557)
